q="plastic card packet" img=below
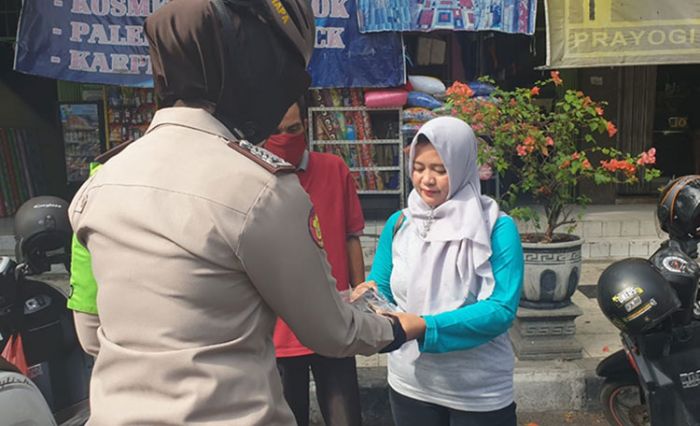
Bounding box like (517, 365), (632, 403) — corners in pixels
(339, 288), (402, 314)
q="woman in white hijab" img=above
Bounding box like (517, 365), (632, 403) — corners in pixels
(359, 117), (524, 426)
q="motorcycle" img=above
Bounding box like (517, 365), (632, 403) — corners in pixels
(0, 196), (92, 425)
(597, 237), (700, 426)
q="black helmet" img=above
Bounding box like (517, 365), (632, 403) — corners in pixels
(597, 258), (680, 335)
(657, 175), (700, 241)
(14, 196), (72, 274)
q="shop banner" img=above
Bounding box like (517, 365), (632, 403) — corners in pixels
(13, 0), (404, 88)
(546, 0), (700, 68)
(357, 0), (537, 35)
(13, 0), (163, 87)
(308, 0), (404, 88)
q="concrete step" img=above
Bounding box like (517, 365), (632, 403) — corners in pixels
(582, 237), (665, 259)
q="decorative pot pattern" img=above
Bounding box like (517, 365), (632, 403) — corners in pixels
(520, 236), (584, 309)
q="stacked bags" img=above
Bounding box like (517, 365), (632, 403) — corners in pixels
(401, 75), (447, 136)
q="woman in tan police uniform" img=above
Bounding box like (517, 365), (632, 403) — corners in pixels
(69, 1), (424, 424)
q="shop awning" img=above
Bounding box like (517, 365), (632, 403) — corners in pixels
(545, 0), (700, 69)
(357, 0), (537, 35)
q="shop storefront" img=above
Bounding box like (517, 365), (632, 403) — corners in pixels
(1, 0), (542, 219)
(545, 0), (700, 201)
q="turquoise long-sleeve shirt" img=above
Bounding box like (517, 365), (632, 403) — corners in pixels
(368, 211), (524, 353)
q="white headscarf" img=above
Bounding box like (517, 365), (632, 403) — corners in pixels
(403, 116), (500, 314)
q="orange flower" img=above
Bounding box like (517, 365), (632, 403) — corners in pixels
(447, 81), (474, 98)
(601, 159), (636, 175)
(636, 147), (656, 165)
(606, 121), (618, 137)
(595, 106), (604, 116)
(509, 98), (517, 107)
(560, 160), (571, 169)
(523, 136), (535, 147)
(530, 86), (540, 96)
(571, 152), (580, 160)
(582, 159), (592, 169)
(583, 96), (592, 107)
(550, 70), (563, 86)
(545, 136), (555, 146)
(516, 145), (528, 156)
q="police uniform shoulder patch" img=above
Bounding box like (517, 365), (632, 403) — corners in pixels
(226, 138), (296, 174)
(308, 208), (324, 249)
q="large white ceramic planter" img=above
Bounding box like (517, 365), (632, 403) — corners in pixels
(520, 235), (584, 309)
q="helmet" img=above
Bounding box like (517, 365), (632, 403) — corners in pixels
(146, 0), (315, 143)
(657, 175), (700, 241)
(597, 258), (680, 335)
(255, 0), (315, 66)
(14, 196), (72, 274)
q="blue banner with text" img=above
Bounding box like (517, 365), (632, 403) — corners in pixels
(14, 0), (405, 88)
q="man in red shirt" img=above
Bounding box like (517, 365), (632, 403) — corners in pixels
(264, 100), (366, 426)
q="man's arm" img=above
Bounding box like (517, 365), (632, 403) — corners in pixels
(346, 236), (365, 287)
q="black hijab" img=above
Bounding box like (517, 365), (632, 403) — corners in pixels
(144, 0), (311, 143)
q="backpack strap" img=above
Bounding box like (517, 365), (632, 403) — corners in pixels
(392, 212), (406, 238)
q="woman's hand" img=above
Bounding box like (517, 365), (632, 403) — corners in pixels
(350, 280), (378, 302)
(391, 312), (426, 341)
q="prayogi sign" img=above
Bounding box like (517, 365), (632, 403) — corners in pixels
(545, 0), (700, 68)
(14, 0), (403, 88)
(14, 0), (165, 87)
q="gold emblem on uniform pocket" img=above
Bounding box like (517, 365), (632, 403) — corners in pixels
(308, 208), (324, 249)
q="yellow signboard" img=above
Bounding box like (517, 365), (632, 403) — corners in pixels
(546, 0), (700, 68)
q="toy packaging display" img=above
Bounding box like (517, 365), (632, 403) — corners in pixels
(339, 288), (402, 314)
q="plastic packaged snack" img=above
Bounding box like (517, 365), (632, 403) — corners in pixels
(339, 288), (402, 314)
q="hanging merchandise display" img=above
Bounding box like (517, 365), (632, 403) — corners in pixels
(357, 0), (537, 34)
(308, 88), (403, 196)
(105, 87), (156, 148)
(308, 0), (405, 88)
(0, 128), (44, 218)
(58, 102), (105, 183)
(545, 0), (700, 68)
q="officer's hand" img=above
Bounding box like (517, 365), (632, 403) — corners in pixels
(350, 280), (378, 302)
(392, 312), (426, 341)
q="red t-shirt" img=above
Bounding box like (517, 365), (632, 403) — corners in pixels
(273, 152), (365, 357)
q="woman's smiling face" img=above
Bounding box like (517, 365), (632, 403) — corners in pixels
(412, 142), (450, 208)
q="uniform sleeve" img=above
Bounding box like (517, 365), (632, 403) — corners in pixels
(67, 235), (99, 315)
(366, 211), (402, 304)
(236, 174), (394, 357)
(343, 165), (364, 236)
(419, 216), (524, 353)
(73, 312), (100, 356)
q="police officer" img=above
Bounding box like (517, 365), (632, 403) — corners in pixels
(68, 1), (423, 424)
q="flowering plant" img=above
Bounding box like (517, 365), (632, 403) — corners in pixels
(446, 72), (660, 243)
